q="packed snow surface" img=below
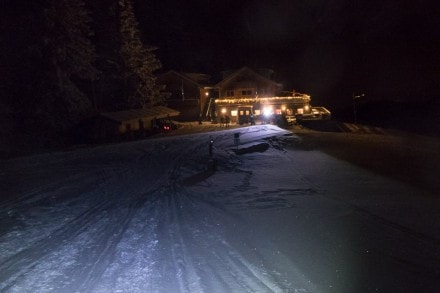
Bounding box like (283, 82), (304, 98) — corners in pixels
(1, 124), (439, 292)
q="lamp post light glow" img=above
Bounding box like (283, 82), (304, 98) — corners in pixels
(263, 106), (273, 117)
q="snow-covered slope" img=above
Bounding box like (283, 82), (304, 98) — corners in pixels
(1, 124), (439, 292)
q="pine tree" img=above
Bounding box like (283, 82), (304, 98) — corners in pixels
(119, 0), (164, 108)
(86, 0), (127, 112)
(44, 0), (99, 113)
(1, 0), (100, 150)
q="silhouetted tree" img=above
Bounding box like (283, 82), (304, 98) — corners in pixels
(43, 0), (99, 115)
(119, 0), (164, 108)
(0, 0), (99, 150)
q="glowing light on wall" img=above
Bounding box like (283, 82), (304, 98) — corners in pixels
(263, 106), (273, 117)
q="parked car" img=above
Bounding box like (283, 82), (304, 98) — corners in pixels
(152, 118), (177, 133)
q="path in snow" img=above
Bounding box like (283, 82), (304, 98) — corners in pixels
(1, 124), (439, 292)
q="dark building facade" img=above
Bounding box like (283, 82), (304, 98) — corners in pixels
(157, 71), (212, 121)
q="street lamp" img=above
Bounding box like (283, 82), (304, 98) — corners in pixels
(201, 90), (209, 118)
(353, 93), (365, 124)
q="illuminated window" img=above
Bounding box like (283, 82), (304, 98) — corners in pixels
(231, 110), (238, 116)
(254, 109), (261, 115)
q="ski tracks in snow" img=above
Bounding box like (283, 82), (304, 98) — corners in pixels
(147, 186), (300, 292)
(0, 139), (180, 291)
(0, 126), (316, 292)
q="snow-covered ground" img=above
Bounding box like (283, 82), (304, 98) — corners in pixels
(1, 124), (439, 292)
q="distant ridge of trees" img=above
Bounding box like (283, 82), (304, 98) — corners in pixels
(330, 97), (440, 137)
(0, 0), (164, 154)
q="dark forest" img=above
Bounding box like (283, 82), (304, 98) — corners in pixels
(1, 0), (165, 154)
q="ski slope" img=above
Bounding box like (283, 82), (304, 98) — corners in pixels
(1, 124), (439, 292)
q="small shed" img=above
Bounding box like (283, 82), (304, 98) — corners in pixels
(98, 106), (180, 136)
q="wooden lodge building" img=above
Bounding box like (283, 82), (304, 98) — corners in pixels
(213, 67), (312, 123)
(158, 67), (324, 124)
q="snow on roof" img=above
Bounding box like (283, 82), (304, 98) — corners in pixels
(100, 106), (179, 123)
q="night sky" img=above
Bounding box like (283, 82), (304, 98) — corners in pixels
(136, 0), (440, 107)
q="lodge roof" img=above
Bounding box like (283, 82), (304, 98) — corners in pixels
(215, 67), (282, 88)
(100, 106), (179, 123)
(158, 70), (211, 87)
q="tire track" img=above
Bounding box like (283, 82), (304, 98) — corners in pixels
(0, 145), (172, 291)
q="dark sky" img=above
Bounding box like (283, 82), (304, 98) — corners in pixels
(136, 0), (440, 106)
